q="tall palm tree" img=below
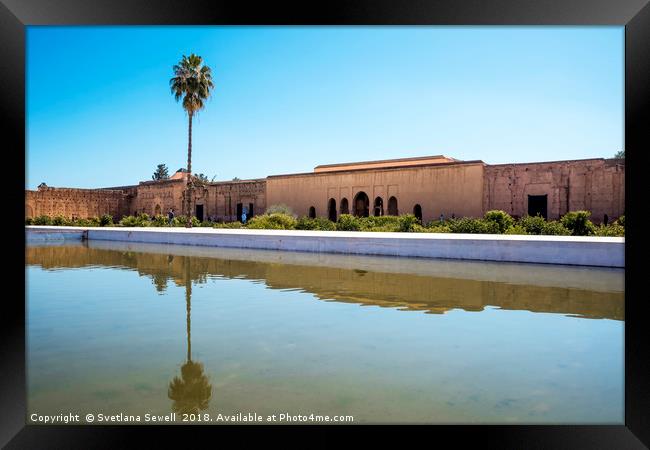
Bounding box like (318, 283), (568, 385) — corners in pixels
(170, 54), (214, 227)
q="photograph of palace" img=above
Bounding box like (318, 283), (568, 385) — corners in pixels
(24, 26), (625, 426)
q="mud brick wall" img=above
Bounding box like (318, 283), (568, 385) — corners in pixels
(483, 158), (625, 223)
(25, 186), (133, 220)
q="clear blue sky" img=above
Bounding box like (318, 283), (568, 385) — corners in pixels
(26, 26), (624, 189)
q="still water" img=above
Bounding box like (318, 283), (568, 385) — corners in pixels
(26, 241), (624, 424)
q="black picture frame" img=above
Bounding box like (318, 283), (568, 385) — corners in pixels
(2, 0), (649, 447)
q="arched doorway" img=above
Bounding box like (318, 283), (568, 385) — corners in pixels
(373, 197), (384, 216)
(154, 204), (162, 217)
(413, 204), (422, 222)
(388, 196), (398, 216)
(353, 192), (369, 217)
(340, 198), (349, 215)
(309, 206), (316, 218)
(328, 198), (337, 222)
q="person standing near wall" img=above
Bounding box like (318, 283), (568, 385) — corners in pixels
(168, 208), (175, 225)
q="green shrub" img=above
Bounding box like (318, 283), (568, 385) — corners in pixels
(119, 215), (139, 227)
(246, 213), (297, 230)
(541, 221), (571, 236)
(594, 224), (625, 237)
(425, 219), (445, 228)
(73, 218), (94, 227)
(51, 215), (70, 226)
(25, 217), (33, 225)
(336, 214), (361, 231)
(615, 215), (625, 227)
(295, 216), (316, 230)
(398, 214), (421, 232)
(561, 211), (596, 236)
(118, 213), (152, 227)
(173, 215), (201, 227)
(33, 215), (50, 225)
(87, 217), (101, 227)
(484, 210), (514, 233)
(296, 216), (336, 231)
(504, 225), (529, 235)
(119, 214), (156, 227)
(265, 204), (295, 216)
(413, 223), (451, 233)
(448, 217), (500, 234)
(151, 214), (168, 227)
(335, 214), (418, 232)
(518, 215), (546, 234)
(354, 216), (397, 232)
(516, 215), (571, 235)
(363, 224), (402, 232)
(213, 221), (244, 229)
(136, 213), (151, 226)
(426, 224), (452, 233)
(99, 214), (113, 227)
(410, 223), (426, 233)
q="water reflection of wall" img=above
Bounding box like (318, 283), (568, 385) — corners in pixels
(26, 245), (624, 321)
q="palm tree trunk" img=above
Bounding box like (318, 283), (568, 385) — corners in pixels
(186, 113), (193, 228)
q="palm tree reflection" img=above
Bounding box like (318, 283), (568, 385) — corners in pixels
(168, 257), (212, 414)
(152, 273), (169, 293)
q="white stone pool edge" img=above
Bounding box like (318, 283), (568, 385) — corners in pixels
(25, 226), (624, 268)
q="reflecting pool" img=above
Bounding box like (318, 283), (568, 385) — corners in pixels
(26, 241), (624, 424)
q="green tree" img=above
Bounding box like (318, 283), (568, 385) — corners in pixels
(614, 150), (625, 158)
(232, 177), (241, 181)
(561, 210), (596, 236)
(170, 54), (215, 227)
(152, 164), (170, 180)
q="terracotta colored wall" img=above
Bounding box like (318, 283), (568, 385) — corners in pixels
(267, 163), (485, 223)
(129, 179), (186, 216)
(25, 186), (132, 220)
(203, 180), (266, 221)
(483, 158), (625, 223)
(25, 157), (624, 225)
(120, 179), (267, 221)
(26, 178), (267, 222)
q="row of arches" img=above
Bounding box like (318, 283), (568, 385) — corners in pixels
(315, 192), (423, 222)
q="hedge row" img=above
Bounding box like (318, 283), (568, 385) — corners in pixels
(25, 210), (625, 236)
(26, 213), (209, 228)
(27, 214), (115, 227)
(241, 210), (625, 236)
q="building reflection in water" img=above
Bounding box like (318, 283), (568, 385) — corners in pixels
(25, 242), (625, 321)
